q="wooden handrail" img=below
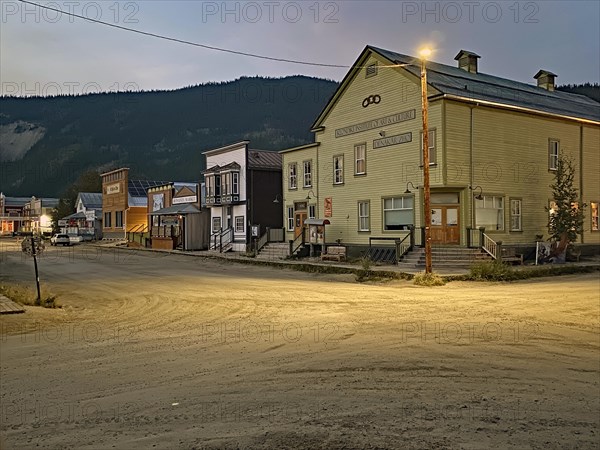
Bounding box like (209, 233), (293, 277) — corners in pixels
(481, 232), (498, 259)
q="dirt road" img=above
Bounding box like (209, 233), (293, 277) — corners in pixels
(1, 243), (599, 449)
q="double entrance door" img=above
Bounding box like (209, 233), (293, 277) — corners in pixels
(430, 205), (459, 244)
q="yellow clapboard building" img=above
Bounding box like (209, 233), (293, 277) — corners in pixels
(280, 46), (600, 261)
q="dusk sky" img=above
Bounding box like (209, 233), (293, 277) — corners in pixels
(1, 0), (599, 95)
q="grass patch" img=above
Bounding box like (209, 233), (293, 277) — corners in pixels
(456, 260), (599, 282)
(0, 283), (61, 308)
(468, 260), (517, 281)
(413, 272), (446, 286)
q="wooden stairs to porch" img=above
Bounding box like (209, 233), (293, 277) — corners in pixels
(398, 246), (493, 269)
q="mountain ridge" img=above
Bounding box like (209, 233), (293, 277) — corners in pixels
(0, 75), (339, 196)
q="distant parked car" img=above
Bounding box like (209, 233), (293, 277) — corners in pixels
(68, 235), (83, 244)
(50, 234), (71, 246)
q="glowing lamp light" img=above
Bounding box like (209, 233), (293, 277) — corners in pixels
(419, 47), (432, 59)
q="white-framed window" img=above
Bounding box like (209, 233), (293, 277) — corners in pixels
(366, 63), (378, 78)
(510, 198), (522, 232)
(303, 160), (312, 188)
(383, 197), (414, 231)
(287, 206), (294, 231)
(115, 211), (123, 228)
(333, 155), (344, 184)
(308, 204), (316, 219)
(205, 175), (213, 196)
(212, 216), (222, 233)
(476, 195), (505, 231)
(549, 139), (559, 171)
(358, 201), (370, 231)
(289, 163), (297, 189)
(591, 202), (599, 231)
(223, 173), (230, 195)
(355, 143), (366, 175)
(235, 216), (244, 233)
(420, 129), (437, 165)
(232, 172), (239, 195)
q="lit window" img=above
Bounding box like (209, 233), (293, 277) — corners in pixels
(591, 202), (599, 231)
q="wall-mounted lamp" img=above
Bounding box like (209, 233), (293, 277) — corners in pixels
(404, 182), (417, 194)
(379, 131), (386, 137)
(469, 185), (483, 200)
(305, 190), (317, 201)
(272, 194), (283, 203)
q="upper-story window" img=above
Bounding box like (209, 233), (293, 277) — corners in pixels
(548, 139), (559, 171)
(303, 160), (312, 188)
(205, 175), (214, 197)
(333, 155), (344, 184)
(223, 173), (230, 195)
(420, 129), (437, 165)
(355, 143), (366, 175)
(289, 163), (297, 190)
(214, 174), (221, 196)
(232, 172), (239, 195)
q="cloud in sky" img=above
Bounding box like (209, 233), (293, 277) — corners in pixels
(1, 0), (598, 95)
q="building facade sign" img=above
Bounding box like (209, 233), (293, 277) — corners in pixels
(105, 183), (120, 195)
(172, 195), (197, 205)
(85, 211), (96, 221)
(152, 193), (165, 212)
(373, 132), (413, 149)
(324, 197), (332, 217)
(335, 109), (416, 138)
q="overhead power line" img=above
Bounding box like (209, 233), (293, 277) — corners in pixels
(17, 0), (409, 70)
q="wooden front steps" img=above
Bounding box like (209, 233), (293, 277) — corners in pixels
(398, 246), (493, 269)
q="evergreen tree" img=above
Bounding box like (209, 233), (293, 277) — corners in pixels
(546, 155), (586, 248)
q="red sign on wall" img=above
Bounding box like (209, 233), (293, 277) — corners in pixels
(324, 197), (332, 218)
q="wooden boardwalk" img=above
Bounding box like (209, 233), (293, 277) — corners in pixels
(0, 294), (25, 314)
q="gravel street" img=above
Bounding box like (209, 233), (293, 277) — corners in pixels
(1, 242), (599, 449)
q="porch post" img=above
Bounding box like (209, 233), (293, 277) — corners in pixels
(466, 226), (472, 248)
(478, 227), (485, 248)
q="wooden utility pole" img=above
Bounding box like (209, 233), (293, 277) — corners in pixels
(30, 237), (42, 302)
(421, 56), (432, 274)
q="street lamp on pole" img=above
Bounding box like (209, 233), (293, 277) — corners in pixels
(420, 47), (433, 274)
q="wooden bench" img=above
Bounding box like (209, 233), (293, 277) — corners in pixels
(321, 246), (346, 262)
(501, 247), (524, 265)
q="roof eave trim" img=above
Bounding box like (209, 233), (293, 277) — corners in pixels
(443, 94), (600, 125)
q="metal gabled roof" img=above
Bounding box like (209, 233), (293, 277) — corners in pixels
(247, 150), (282, 170)
(369, 45), (600, 123)
(77, 192), (102, 209)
